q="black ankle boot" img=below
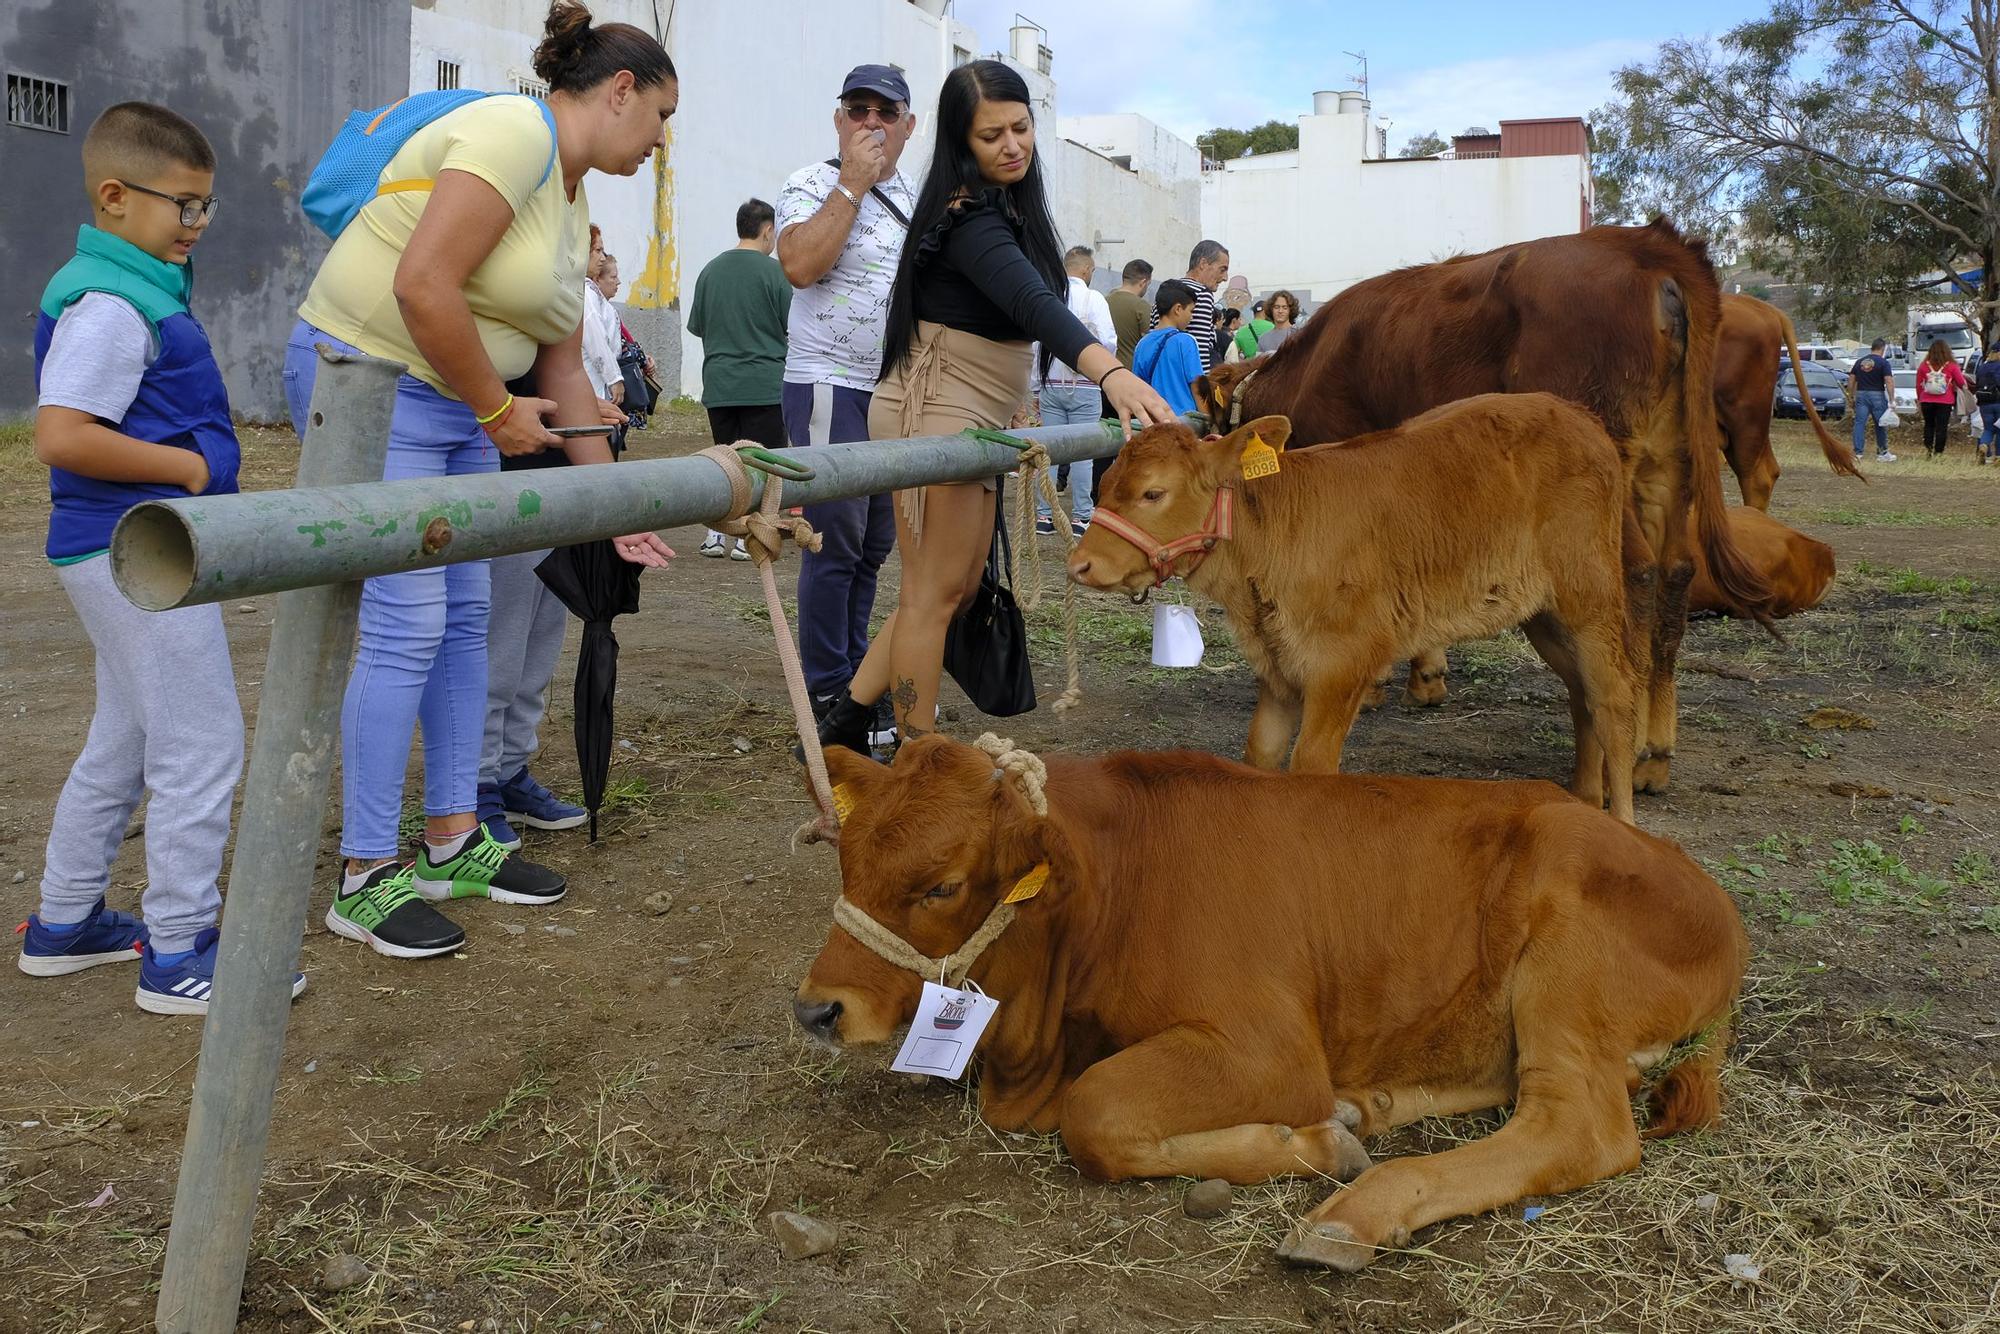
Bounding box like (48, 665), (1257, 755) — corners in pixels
(796, 692), (874, 760)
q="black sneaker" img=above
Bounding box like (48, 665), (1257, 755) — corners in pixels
(326, 862), (466, 959)
(1035, 516), (1057, 536)
(810, 690), (840, 723)
(796, 691), (873, 760)
(413, 829), (568, 905)
(868, 698), (899, 752)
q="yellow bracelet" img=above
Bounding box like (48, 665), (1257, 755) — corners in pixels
(474, 393), (514, 426)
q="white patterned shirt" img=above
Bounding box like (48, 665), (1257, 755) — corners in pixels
(776, 161), (914, 391)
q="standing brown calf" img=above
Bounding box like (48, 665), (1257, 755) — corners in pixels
(1070, 400), (1641, 822)
(1188, 222), (1778, 796)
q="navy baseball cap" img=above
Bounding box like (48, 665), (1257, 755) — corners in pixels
(841, 64), (910, 105)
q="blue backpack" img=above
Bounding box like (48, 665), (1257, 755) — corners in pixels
(301, 90), (558, 239)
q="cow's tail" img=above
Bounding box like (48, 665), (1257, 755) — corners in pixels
(1643, 1016), (1729, 1139)
(1673, 248), (1778, 625)
(1776, 309), (1865, 480)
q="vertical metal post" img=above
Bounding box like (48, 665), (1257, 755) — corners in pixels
(154, 348), (403, 1334)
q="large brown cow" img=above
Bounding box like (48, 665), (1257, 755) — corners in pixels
(1070, 404), (1640, 821)
(1191, 221), (1776, 795)
(1714, 294), (1861, 510)
(793, 735), (1747, 1272)
(1690, 505), (1836, 619)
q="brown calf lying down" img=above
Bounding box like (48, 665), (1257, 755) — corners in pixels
(1070, 402), (1642, 822)
(793, 737), (1747, 1271)
(1690, 505), (1836, 619)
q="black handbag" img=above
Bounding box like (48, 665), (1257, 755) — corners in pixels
(942, 504), (1037, 717)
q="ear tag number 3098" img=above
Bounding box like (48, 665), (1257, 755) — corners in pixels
(1239, 433), (1282, 481)
(890, 980), (1000, 1080)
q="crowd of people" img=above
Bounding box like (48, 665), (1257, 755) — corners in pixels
(16, 1), (1248, 1014)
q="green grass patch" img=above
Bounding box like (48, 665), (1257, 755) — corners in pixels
(1812, 839), (1952, 912)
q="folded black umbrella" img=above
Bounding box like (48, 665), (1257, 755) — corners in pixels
(535, 540), (642, 840)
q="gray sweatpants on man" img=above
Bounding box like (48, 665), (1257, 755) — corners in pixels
(39, 555), (243, 954)
(480, 548), (569, 787)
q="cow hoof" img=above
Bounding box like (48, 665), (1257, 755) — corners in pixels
(1326, 1123), (1372, 1181)
(1332, 1099), (1363, 1130)
(1404, 679), (1448, 708)
(1277, 1219), (1376, 1272)
(1634, 752), (1672, 794)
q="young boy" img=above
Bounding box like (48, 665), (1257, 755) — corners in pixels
(1130, 281), (1206, 416)
(18, 102), (304, 1015)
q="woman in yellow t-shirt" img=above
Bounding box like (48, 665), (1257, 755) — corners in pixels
(279, 2), (677, 960)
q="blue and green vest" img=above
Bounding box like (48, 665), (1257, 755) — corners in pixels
(32, 225), (239, 562)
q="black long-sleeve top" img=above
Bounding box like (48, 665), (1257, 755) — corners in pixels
(911, 189), (1097, 372)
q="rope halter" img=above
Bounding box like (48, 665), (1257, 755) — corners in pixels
(828, 735), (1052, 986)
(1087, 485), (1237, 588)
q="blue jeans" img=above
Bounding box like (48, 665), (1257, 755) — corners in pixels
(1035, 381), (1103, 523)
(1980, 403), (2000, 451)
(283, 321), (498, 860)
(1852, 389), (1890, 457)
(783, 381), (895, 698)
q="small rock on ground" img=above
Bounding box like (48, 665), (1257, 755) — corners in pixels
(768, 1210), (838, 1259)
(320, 1252), (371, 1292)
(644, 890), (675, 915)
(1183, 1178), (1234, 1219)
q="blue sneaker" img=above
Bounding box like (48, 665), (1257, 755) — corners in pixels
(476, 783), (523, 852)
(136, 926), (306, 1016)
(499, 769), (588, 832)
(16, 897), (147, 976)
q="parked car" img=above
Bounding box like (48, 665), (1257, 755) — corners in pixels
(1774, 360), (1847, 420)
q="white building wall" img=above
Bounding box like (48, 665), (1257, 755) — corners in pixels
(1201, 103), (1588, 305)
(407, 2), (1199, 399)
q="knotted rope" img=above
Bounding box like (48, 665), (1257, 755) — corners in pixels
(828, 735), (1053, 984)
(973, 732), (1049, 815)
(696, 444), (839, 845)
(1005, 441), (1084, 713)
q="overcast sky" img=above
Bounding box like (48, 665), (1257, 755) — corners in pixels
(948, 0), (1764, 152)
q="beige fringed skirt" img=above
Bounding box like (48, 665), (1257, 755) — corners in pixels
(868, 320), (1031, 542)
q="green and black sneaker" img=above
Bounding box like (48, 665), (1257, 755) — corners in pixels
(326, 861), (466, 960)
(413, 827), (567, 905)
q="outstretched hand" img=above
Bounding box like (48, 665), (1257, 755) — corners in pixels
(614, 532), (675, 567)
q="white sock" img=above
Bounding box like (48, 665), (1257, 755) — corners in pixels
(343, 861), (393, 894)
(424, 828), (474, 864)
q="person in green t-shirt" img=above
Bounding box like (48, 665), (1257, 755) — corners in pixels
(687, 198), (793, 557)
(1233, 299), (1274, 360)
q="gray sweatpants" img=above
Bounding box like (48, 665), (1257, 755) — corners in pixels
(479, 548), (569, 787)
(40, 555), (243, 954)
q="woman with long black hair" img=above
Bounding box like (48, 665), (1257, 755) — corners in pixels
(813, 60), (1175, 751)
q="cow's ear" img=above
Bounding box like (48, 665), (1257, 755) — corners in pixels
(987, 781), (1079, 906)
(1200, 414), (1294, 483)
(1191, 371), (1218, 417)
(1236, 414), (1292, 452)
(821, 744), (888, 818)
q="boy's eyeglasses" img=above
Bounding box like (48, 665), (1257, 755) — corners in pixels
(119, 180), (222, 228)
(840, 102), (903, 125)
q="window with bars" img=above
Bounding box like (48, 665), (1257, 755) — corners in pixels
(7, 73), (70, 133)
(514, 77), (549, 98)
(436, 59), (461, 91)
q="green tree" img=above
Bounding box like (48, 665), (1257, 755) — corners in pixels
(1397, 130), (1449, 158)
(1594, 0), (1999, 344)
(1199, 120), (1300, 163)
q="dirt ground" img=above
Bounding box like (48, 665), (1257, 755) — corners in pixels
(2, 410), (1997, 1334)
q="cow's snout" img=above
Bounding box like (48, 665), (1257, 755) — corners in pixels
(1067, 552), (1097, 585)
(793, 996), (843, 1042)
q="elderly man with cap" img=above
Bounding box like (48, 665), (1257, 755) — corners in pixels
(775, 64), (918, 752)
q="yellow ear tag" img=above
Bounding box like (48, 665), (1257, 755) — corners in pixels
(1239, 433), (1282, 480)
(1004, 861), (1051, 904)
(830, 783), (858, 825)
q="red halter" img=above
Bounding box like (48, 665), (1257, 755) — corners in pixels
(1086, 485), (1236, 587)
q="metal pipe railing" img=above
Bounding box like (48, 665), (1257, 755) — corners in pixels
(111, 416), (1143, 611)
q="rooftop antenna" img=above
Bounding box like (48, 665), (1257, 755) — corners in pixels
(1343, 49), (1368, 100)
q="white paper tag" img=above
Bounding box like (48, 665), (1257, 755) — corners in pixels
(889, 981), (1000, 1080)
